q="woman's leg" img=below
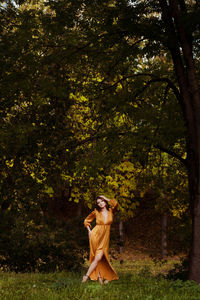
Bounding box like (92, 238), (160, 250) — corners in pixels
(98, 271), (103, 285)
(82, 251), (104, 282)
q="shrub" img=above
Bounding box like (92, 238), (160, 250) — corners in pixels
(166, 257), (189, 281)
(0, 211), (88, 272)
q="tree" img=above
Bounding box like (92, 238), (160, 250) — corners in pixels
(70, 0), (200, 282)
(2, 0), (200, 282)
(0, 0), (92, 211)
(157, 0), (200, 282)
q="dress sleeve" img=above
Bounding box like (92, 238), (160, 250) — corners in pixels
(109, 199), (118, 213)
(84, 210), (96, 228)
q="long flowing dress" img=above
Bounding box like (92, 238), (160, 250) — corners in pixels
(84, 199), (119, 281)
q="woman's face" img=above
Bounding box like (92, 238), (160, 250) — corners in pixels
(97, 198), (106, 209)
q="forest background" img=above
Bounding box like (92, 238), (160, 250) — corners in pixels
(1, 0), (200, 284)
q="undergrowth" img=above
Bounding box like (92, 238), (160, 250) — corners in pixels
(1, 258), (200, 300)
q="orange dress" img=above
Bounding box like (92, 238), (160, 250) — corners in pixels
(84, 199), (119, 281)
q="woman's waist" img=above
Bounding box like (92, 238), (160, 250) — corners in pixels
(96, 223), (111, 226)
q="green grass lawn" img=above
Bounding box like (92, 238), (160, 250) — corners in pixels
(1, 259), (200, 300)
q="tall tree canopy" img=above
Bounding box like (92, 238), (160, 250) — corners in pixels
(65, 0), (199, 282)
(1, 0), (200, 282)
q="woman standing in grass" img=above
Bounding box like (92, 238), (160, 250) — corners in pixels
(82, 195), (119, 284)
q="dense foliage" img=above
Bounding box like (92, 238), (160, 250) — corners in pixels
(0, 210), (87, 272)
(1, 0), (200, 280)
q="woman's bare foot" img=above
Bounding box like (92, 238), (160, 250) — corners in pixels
(82, 275), (89, 283)
(104, 279), (109, 284)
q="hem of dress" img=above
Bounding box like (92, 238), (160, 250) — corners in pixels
(89, 276), (119, 282)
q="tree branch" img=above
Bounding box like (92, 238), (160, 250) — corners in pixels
(98, 73), (181, 106)
(134, 77), (181, 105)
(154, 143), (187, 165)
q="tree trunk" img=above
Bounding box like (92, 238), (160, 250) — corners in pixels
(119, 220), (124, 254)
(76, 204), (82, 217)
(159, 0), (200, 282)
(161, 214), (168, 259)
(187, 156), (200, 282)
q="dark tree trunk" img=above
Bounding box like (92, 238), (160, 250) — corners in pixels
(187, 155), (200, 281)
(159, 0), (200, 282)
(161, 214), (168, 259)
(119, 220), (124, 253)
(76, 204), (82, 217)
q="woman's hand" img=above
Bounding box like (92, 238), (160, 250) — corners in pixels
(88, 229), (91, 239)
(99, 195), (110, 202)
(87, 226), (91, 239)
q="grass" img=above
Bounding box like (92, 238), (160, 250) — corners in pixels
(1, 258), (200, 300)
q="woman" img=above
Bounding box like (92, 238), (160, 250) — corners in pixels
(82, 195), (119, 284)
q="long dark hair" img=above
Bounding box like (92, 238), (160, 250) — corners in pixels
(95, 196), (109, 212)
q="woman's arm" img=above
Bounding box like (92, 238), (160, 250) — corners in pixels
(109, 198), (118, 212)
(84, 211), (96, 233)
(99, 195), (118, 212)
(86, 225), (92, 238)
(99, 195), (110, 202)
